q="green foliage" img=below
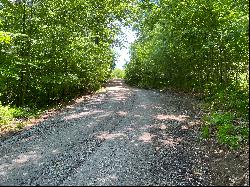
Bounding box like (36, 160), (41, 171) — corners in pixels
(205, 84), (249, 118)
(0, 0), (136, 108)
(209, 112), (234, 125)
(0, 31), (11, 43)
(0, 102), (37, 128)
(126, 0), (248, 92)
(203, 112), (249, 149)
(111, 68), (125, 78)
(0, 103), (14, 125)
(217, 123), (240, 148)
(201, 124), (210, 139)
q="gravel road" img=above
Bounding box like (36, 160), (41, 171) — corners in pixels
(0, 79), (212, 186)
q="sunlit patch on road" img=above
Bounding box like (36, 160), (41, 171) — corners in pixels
(64, 110), (103, 120)
(155, 114), (189, 122)
(160, 137), (182, 148)
(95, 131), (127, 140)
(138, 132), (156, 143)
(117, 111), (127, 116)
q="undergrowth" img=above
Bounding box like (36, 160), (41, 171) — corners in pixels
(201, 83), (249, 149)
(0, 102), (43, 132)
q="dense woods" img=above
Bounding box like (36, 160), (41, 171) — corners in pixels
(126, 0), (248, 95)
(0, 0), (133, 107)
(125, 0), (249, 148)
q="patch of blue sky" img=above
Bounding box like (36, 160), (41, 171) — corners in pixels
(113, 26), (137, 69)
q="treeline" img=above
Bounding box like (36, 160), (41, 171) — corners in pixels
(0, 0), (133, 107)
(125, 0), (249, 147)
(126, 0), (248, 115)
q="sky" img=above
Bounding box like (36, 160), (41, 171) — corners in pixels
(114, 26), (137, 69)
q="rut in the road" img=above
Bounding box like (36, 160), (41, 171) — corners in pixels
(0, 79), (211, 186)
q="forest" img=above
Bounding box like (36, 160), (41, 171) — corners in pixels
(0, 0), (249, 148)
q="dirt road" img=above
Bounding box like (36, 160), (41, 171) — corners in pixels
(0, 79), (211, 185)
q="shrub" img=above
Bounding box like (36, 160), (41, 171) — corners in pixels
(202, 112), (249, 149)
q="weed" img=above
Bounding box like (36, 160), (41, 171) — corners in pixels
(201, 124), (210, 139)
(16, 122), (25, 130)
(202, 111), (249, 149)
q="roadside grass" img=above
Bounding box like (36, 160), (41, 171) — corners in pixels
(0, 102), (44, 133)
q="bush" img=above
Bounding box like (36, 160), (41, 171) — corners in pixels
(202, 112), (249, 149)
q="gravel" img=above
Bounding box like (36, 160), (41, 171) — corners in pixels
(0, 79), (212, 186)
